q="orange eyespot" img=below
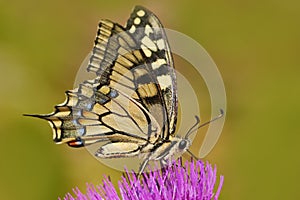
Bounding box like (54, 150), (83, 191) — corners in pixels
(67, 139), (84, 147)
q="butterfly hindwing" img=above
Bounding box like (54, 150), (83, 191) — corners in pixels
(33, 77), (161, 152)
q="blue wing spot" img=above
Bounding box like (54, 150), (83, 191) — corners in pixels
(109, 89), (118, 98)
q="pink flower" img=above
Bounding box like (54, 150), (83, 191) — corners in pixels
(60, 159), (224, 200)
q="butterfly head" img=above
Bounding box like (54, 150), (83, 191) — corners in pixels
(161, 136), (191, 162)
(178, 138), (190, 151)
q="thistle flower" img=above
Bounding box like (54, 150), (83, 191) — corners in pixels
(60, 159), (224, 200)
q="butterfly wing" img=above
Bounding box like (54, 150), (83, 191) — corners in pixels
(27, 6), (177, 159)
(88, 6), (178, 140)
(126, 6), (178, 136)
(28, 78), (161, 155)
(87, 20), (166, 140)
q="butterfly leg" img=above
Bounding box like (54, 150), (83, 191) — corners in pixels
(138, 158), (150, 177)
(160, 157), (168, 167)
(158, 158), (168, 174)
(186, 149), (199, 160)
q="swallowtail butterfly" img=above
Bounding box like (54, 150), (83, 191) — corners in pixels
(26, 6), (223, 174)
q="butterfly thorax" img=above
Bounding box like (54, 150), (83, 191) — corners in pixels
(141, 135), (191, 162)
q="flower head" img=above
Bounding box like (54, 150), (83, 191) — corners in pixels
(60, 159), (224, 200)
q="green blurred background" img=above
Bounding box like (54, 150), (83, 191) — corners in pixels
(1, 0), (299, 199)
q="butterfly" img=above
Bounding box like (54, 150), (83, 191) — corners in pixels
(26, 6), (223, 175)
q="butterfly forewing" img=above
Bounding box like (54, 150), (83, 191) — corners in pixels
(87, 16), (173, 140)
(126, 6), (178, 136)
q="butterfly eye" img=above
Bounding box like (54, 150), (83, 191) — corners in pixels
(179, 140), (187, 150)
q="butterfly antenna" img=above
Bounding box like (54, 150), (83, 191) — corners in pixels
(185, 115), (201, 138)
(185, 109), (224, 139)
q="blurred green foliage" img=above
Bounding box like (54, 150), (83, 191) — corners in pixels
(1, 0), (299, 199)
